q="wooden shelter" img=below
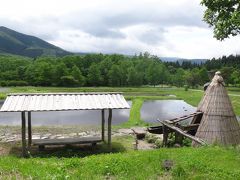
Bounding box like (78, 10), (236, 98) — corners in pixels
(0, 92), (130, 157)
(192, 72), (240, 146)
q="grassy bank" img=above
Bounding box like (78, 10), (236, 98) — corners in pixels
(120, 98), (147, 127)
(0, 146), (240, 179)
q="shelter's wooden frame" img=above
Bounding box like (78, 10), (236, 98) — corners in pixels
(21, 109), (113, 157)
(147, 112), (206, 147)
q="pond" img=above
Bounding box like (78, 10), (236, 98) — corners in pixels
(141, 100), (196, 123)
(0, 100), (132, 126)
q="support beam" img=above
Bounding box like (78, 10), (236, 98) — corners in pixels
(162, 125), (169, 147)
(107, 109), (112, 150)
(28, 111), (32, 149)
(161, 121), (206, 145)
(21, 111), (27, 157)
(101, 109), (105, 142)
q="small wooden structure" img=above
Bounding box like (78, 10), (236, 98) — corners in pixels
(0, 92), (130, 157)
(148, 71), (240, 147)
(148, 112), (205, 146)
(192, 72), (240, 146)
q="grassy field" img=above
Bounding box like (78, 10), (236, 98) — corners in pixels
(1, 146), (240, 179)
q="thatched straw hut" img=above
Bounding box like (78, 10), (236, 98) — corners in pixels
(193, 71), (240, 146)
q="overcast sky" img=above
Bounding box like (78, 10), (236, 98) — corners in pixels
(0, 0), (239, 59)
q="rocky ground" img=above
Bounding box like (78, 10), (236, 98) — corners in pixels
(0, 126), (163, 151)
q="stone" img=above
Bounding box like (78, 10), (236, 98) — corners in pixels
(162, 160), (174, 171)
(118, 128), (133, 134)
(78, 132), (87, 136)
(131, 127), (147, 139)
(32, 135), (41, 140)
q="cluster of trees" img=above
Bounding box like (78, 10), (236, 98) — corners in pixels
(0, 53), (239, 88)
(0, 53), (170, 87)
(166, 55), (240, 87)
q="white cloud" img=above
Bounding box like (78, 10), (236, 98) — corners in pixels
(0, 0), (239, 58)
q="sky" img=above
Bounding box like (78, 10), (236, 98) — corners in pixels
(0, 0), (239, 59)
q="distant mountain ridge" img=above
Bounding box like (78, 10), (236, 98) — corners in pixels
(160, 57), (208, 64)
(0, 26), (71, 58)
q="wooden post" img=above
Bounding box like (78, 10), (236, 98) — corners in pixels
(162, 125), (168, 147)
(175, 124), (183, 145)
(101, 109), (105, 142)
(28, 111), (32, 149)
(175, 132), (183, 145)
(21, 111), (27, 157)
(108, 109), (112, 150)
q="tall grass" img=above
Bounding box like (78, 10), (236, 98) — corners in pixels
(0, 146), (240, 179)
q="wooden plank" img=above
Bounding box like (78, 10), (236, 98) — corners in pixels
(21, 111), (27, 157)
(147, 126), (163, 134)
(33, 137), (102, 146)
(27, 111), (32, 148)
(191, 112), (203, 124)
(183, 124), (199, 131)
(148, 123), (199, 135)
(160, 121), (206, 145)
(102, 109), (105, 141)
(167, 112), (203, 124)
(108, 109), (112, 149)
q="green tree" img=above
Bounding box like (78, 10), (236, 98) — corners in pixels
(60, 76), (78, 87)
(201, 0), (240, 40)
(231, 70), (240, 86)
(54, 62), (68, 86)
(127, 67), (142, 86)
(171, 68), (186, 87)
(71, 65), (85, 86)
(25, 62), (54, 86)
(221, 66), (234, 85)
(146, 62), (163, 86)
(198, 67), (209, 84)
(108, 65), (122, 86)
(87, 63), (102, 86)
(185, 69), (201, 88)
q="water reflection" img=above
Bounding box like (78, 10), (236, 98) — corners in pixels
(0, 100), (132, 126)
(141, 100), (196, 123)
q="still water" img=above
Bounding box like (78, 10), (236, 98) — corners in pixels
(2, 99), (220, 126)
(0, 100), (132, 126)
(141, 100), (196, 123)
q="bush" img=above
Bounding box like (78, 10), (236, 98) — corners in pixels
(0, 80), (28, 87)
(59, 76), (79, 87)
(0, 81), (8, 87)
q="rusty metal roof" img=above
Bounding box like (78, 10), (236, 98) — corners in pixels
(0, 93), (130, 112)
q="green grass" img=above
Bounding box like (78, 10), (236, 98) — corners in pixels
(1, 146), (240, 179)
(0, 93), (5, 100)
(119, 98), (147, 127)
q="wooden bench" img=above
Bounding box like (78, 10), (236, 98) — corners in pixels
(32, 137), (102, 150)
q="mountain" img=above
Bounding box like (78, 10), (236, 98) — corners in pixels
(0, 26), (71, 58)
(160, 57), (208, 64)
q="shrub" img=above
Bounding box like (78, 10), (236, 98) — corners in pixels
(184, 85), (188, 91)
(0, 80), (28, 86)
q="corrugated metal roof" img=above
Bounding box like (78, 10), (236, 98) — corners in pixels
(0, 93), (130, 112)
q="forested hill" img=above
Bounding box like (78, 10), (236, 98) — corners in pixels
(0, 26), (71, 58)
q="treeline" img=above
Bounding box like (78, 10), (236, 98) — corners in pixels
(166, 54), (240, 86)
(0, 53), (239, 87)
